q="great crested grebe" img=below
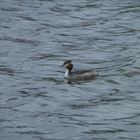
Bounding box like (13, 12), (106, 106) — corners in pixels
(62, 60), (98, 80)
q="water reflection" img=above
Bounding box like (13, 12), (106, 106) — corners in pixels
(0, 65), (15, 76)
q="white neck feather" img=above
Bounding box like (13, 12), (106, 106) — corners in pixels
(64, 69), (70, 78)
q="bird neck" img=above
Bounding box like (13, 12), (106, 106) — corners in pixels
(64, 69), (71, 78)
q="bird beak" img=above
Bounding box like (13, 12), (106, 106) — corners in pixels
(60, 63), (65, 67)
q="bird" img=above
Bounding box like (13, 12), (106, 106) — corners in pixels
(61, 60), (98, 80)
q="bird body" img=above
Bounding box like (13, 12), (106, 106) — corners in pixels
(62, 60), (98, 80)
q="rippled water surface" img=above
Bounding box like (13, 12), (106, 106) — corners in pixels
(0, 0), (140, 140)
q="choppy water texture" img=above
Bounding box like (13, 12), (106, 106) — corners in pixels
(0, 0), (140, 140)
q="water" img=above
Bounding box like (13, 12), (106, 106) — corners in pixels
(0, 0), (140, 140)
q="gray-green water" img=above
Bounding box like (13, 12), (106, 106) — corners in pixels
(0, 0), (140, 140)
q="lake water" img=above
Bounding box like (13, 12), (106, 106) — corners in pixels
(0, 0), (140, 140)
